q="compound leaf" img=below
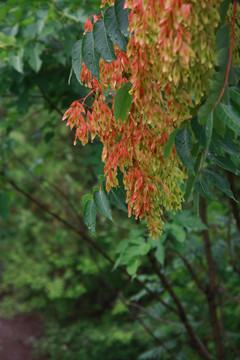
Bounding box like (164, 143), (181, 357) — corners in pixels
(94, 189), (113, 221)
(72, 40), (83, 83)
(175, 126), (195, 173)
(115, 0), (130, 37)
(215, 103), (240, 133)
(114, 82), (133, 123)
(164, 128), (178, 160)
(104, 6), (128, 51)
(83, 198), (96, 235)
(93, 19), (116, 63)
(82, 31), (100, 80)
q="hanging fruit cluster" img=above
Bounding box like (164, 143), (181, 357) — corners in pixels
(63, 0), (233, 237)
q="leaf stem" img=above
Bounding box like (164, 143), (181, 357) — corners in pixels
(214, 0), (237, 107)
(199, 148), (206, 179)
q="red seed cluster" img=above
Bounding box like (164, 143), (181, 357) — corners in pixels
(63, 0), (222, 237)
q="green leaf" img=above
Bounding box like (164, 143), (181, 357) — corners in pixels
(218, 46), (230, 71)
(115, 0), (130, 37)
(22, 21), (38, 40)
(198, 101), (213, 126)
(113, 241), (148, 272)
(201, 168), (235, 200)
(118, 246), (138, 261)
(36, 9), (49, 35)
(169, 210), (208, 231)
(116, 239), (130, 254)
(197, 68), (228, 126)
(138, 242), (151, 255)
(149, 233), (167, 248)
(82, 194), (93, 206)
(62, 8), (87, 23)
(215, 103), (240, 133)
(209, 131), (223, 155)
(9, 49), (24, 73)
(94, 190), (113, 221)
(0, 193), (11, 219)
(98, 174), (106, 184)
(68, 67), (73, 85)
(228, 67), (238, 87)
(163, 128), (178, 160)
(164, 223), (186, 243)
(209, 80), (224, 99)
(216, 24), (230, 51)
(116, 242), (151, 261)
(218, 0), (231, 24)
(108, 187), (127, 212)
(207, 153), (240, 175)
(126, 258), (141, 278)
(93, 185), (100, 192)
(28, 43), (43, 73)
(230, 87), (240, 107)
(213, 107), (226, 137)
(205, 111), (213, 151)
(175, 126), (195, 172)
(155, 243), (165, 266)
(0, 32), (16, 48)
(93, 20), (116, 63)
(194, 173), (213, 201)
(191, 117), (206, 147)
(82, 31), (100, 80)
(0, 5), (11, 22)
(216, 133), (240, 157)
(104, 6), (128, 52)
(184, 174), (196, 202)
(72, 40), (83, 84)
(194, 150), (203, 173)
(114, 82), (133, 123)
(40, 20), (60, 37)
(193, 188), (200, 217)
(83, 198), (96, 235)
(130, 237), (145, 245)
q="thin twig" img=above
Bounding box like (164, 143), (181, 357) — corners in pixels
(3, 175), (178, 316)
(227, 171), (240, 233)
(147, 253), (212, 360)
(214, 0), (237, 107)
(178, 254), (206, 294)
(37, 85), (63, 115)
(89, 248), (175, 356)
(200, 197), (226, 360)
(129, 302), (183, 329)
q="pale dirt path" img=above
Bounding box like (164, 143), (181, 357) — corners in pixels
(0, 314), (46, 360)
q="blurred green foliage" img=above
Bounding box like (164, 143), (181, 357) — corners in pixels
(0, 0), (240, 359)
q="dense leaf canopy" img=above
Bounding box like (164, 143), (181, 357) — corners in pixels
(0, 1), (240, 360)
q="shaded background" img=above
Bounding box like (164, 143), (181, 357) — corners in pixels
(0, 1), (240, 359)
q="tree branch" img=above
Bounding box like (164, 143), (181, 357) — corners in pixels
(214, 0), (237, 107)
(135, 315), (176, 358)
(9, 150), (82, 225)
(4, 175), (178, 316)
(89, 248), (175, 357)
(178, 253), (206, 294)
(200, 196), (226, 360)
(37, 85), (63, 115)
(226, 171), (240, 233)
(147, 253), (212, 360)
(128, 302), (183, 329)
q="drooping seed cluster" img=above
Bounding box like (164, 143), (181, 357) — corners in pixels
(63, 0), (222, 237)
(228, 2), (240, 66)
